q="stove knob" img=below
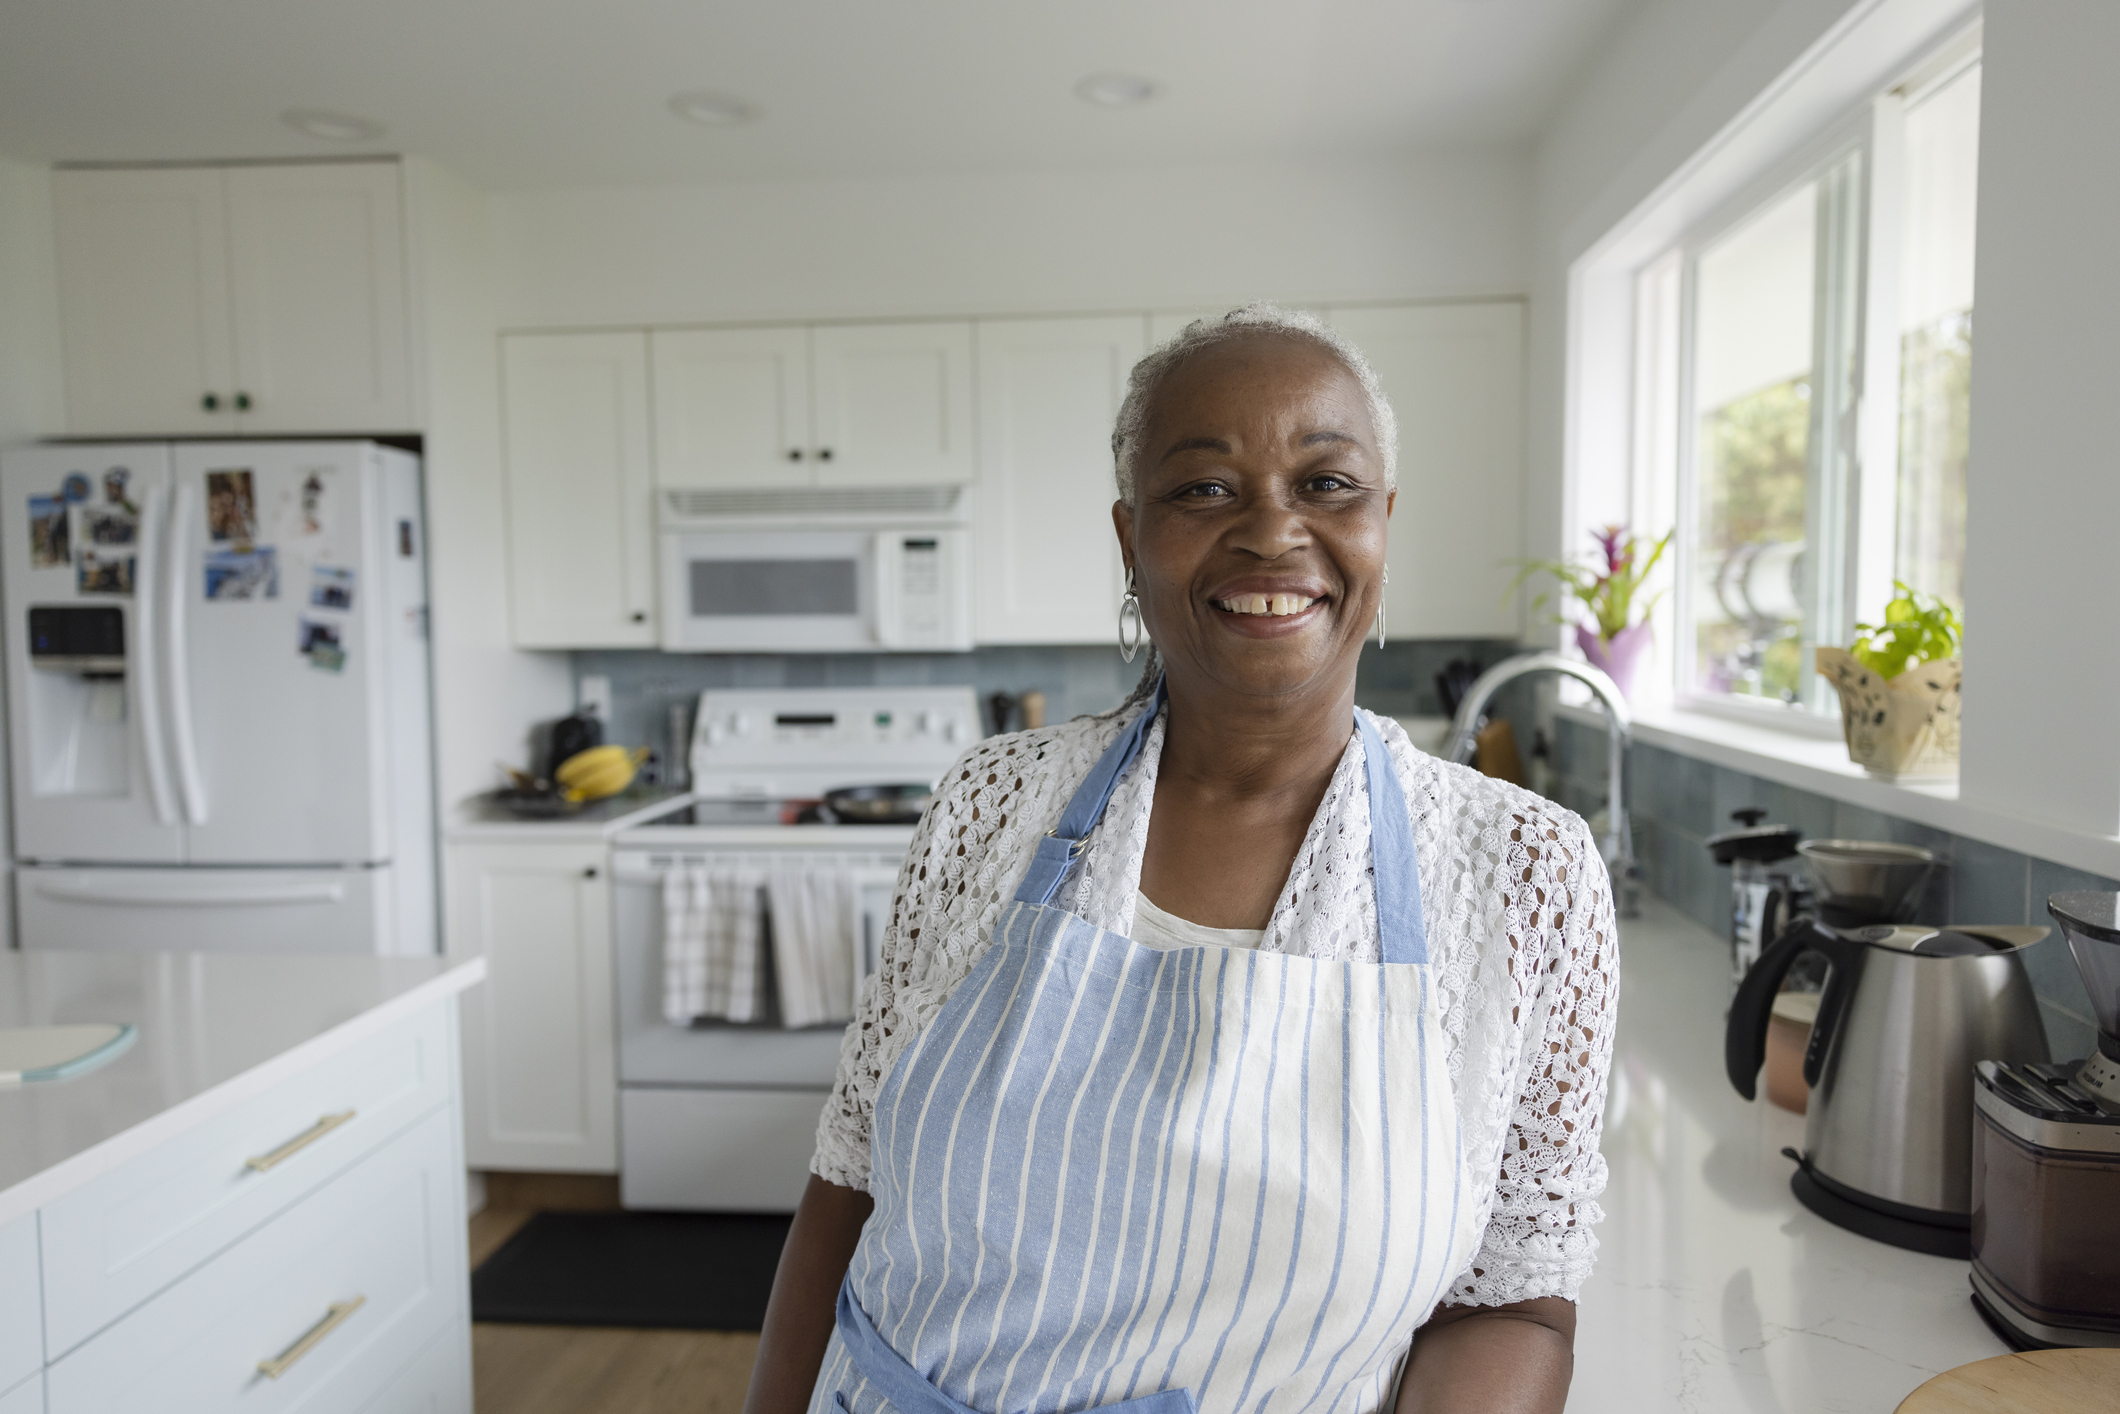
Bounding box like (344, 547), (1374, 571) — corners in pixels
(733, 712), (753, 735)
(917, 711), (936, 735)
(944, 718), (964, 744)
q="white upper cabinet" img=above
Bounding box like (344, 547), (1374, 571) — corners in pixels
(973, 316), (1143, 644)
(501, 331), (657, 648)
(651, 326), (811, 488)
(809, 322), (974, 486)
(222, 163), (412, 433)
(52, 161), (413, 437)
(1327, 301), (1525, 639)
(53, 168), (237, 436)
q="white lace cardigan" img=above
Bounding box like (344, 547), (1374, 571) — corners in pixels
(811, 698), (1620, 1309)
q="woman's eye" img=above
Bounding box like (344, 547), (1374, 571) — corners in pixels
(1178, 482), (1231, 499)
(1307, 473), (1352, 492)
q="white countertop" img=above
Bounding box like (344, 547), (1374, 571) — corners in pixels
(1570, 897), (2005, 1412)
(444, 788), (691, 842)
(0, 950), (484, 1226)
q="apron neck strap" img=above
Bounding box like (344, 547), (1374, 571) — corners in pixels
(1013, 680), (1428, 966)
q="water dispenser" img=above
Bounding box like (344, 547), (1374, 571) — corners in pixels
(25, 604), (130, 798)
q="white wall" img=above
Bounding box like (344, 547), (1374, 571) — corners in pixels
(401, 157), (573, 821)
(1956, 1), (2120, 835)
(488, 151), (1532, 329)
(0, 156), (63, 444)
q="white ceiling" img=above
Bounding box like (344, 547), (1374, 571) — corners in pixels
(0, 0), (1632, 189)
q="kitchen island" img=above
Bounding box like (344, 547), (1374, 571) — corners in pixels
(0, 949), (484, 1414)
(1572, 898), (2007, 1412)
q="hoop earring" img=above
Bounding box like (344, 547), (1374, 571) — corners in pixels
(1118, 569), (1146, 664)
(1374, 566), (1388, 649)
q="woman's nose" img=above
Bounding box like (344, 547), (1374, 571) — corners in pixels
(1227, 493), (1312, 559)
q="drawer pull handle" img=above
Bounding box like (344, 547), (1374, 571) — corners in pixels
(246, 1110), (356, 1172)
(257, 1296), (365, 1380)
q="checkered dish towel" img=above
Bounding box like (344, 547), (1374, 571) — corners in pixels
(662, 864), (768, 1025)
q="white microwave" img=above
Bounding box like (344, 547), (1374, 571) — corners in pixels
(658, 486), (974, 652)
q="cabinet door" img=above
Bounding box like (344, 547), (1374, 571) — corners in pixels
(53, 168), (237, 435)
(447, 840), (617, 1172)
(809, 322), (974, 485)
(1327, 303), (1525, 638)
(973, 316), (1143, 643)
(224, 161), (414, 432)
(500, 332), (656, 648)
(651, 327), (811, 488)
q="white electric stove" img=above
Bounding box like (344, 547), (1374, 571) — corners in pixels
(610, 686), (980, 1212)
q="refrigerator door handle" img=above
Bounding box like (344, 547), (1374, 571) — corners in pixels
(165, 480), (209, 825)
(132, 483), (179, 826)
(29, 874), (349, 908)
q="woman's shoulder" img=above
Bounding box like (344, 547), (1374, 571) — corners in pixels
(919, 705), (1142, 840)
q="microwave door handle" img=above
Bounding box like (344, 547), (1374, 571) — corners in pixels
(132, 483), (178, 826)
(872, 532), (902, 649)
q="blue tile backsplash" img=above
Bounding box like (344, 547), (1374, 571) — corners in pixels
(1553, 716), (2110, 1061)
(577, 635), (1517, 777)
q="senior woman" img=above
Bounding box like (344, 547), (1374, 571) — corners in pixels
(745, 306), (1618, 1414)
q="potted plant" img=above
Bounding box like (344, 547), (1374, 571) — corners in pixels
(1510, 525), (1673, 699)
(1815, 583), (1963, 780)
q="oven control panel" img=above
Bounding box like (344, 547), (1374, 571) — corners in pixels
(688, 687), (981, 794)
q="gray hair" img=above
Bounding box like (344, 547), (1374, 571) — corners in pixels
(1110, 303), (1398, 503)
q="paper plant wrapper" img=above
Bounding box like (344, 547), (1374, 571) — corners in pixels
(1815, 647), (1961, 781)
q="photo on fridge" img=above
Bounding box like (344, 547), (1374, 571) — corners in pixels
(77, 549), (134, 595)
(205, 468), (257, 543)
(299, 617), (345, 672)
(204, 546), (279, 600)
(309, 564), (355, 611)
(27, 495), (68, 568)
(82, 505), (135, 547)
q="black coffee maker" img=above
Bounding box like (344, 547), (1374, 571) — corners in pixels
(1706, 808), (1808, 990)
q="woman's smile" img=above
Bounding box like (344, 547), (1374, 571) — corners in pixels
(1206, 574), (1333, 637)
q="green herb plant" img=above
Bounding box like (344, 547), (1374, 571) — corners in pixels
(1849, 582), (1963, 680)
(1508, 525), (1674, 641)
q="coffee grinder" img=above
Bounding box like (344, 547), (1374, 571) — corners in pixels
(1969, 890), (2120, 1348)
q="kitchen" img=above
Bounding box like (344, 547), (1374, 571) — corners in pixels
(2, 1), (2117, 1412)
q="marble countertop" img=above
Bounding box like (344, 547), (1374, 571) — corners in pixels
(0, 950), (484, 1226)
(1571, 897), (2006, 1412)
(444, 787), (689, 841)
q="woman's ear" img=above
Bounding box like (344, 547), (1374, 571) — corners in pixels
(1112, 498), (1135, 577)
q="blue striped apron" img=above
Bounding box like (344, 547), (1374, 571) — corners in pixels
(810, 687), (1477, 1414)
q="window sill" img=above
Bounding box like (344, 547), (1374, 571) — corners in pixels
(1554, 700), (2120, 880)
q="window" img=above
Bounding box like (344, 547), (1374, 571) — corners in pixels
(1637, 36), (1981, 718)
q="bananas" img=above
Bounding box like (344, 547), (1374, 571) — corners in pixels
(555, 745), (649, 802)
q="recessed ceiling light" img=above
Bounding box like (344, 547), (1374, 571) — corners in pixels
(1074, 73), (1159, 107)
(668, 91), (759, 126)
(282, 109), (385, 142)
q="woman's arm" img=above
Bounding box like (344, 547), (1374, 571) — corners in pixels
(742, 1175), (874, 1414)
(1396, 1298), (1575, 1414)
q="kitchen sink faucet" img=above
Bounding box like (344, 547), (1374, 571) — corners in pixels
(1444, 651), (1641, 919)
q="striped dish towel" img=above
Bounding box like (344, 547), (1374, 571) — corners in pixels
(766, 861), (859, 1029)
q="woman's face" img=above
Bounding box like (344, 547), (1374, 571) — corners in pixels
(1115, 334), (1393, 704)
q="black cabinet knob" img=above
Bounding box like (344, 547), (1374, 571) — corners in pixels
(234, 392), (251, 411)
(787, 448), (804, 461)
(817, 447), (833, 461)
(582, 866), (600, 879)
(630, 611), (647, 623)
(201, 393), (219, 412)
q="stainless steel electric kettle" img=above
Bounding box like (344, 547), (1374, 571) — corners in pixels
(1728, 911), (2050, 1257)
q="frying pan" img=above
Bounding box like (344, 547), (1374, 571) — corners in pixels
(821, 784), (933, 825)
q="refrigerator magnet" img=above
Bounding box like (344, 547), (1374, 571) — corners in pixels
(82, 505), (136, 549)
(77, 550), (135, 596)
(299, 618), (346, 672)
(60, 472), (90, 503)
(205, 469), (258, 545)
(26, 495), (69, 568)
(203, 546), (279, 601)
(309, 565), (355, 611)
(102, 467), (138, 516)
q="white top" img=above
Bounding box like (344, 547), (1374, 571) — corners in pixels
(0, 950), (484, 1226)
(1129, 890), (1266, 951)
(813, 696), (1620, 1309)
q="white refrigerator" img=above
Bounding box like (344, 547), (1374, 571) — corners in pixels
(1, 441), (436, 954)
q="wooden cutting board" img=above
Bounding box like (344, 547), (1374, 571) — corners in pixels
(1895, 1349), (2120, 1412)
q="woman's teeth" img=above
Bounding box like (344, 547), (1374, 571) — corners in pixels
(1215, 593), (1318, 617)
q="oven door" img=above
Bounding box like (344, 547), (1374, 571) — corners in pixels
(659, 528), (878, 652)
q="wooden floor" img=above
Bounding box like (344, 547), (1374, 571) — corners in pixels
(469, 1174), (760, 1414)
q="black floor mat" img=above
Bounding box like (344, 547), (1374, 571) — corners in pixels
(472, 1211), (791, 1330)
